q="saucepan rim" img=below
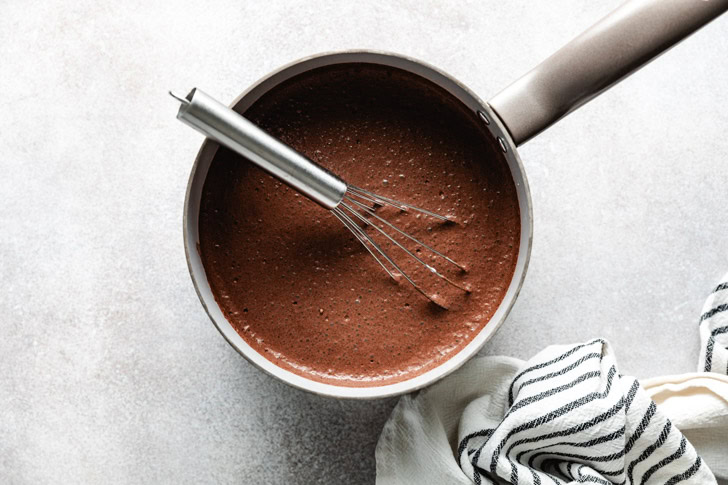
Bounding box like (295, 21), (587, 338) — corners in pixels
(182, 50), (533, 399)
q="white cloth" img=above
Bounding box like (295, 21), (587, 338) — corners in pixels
(642, 373), (728, 484)
(376, 274), (728, 485)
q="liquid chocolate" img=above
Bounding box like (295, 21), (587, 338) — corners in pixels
(199, 64), (520, 387)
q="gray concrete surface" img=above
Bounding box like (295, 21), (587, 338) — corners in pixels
(1, 1), (727, 483)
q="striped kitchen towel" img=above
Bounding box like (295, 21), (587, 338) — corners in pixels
(698, 279), (728, 374)
(376, 275), (728, 485)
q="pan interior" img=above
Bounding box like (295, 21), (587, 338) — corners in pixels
(194, 61), (523, 388)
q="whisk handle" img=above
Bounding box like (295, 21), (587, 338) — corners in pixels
(171, 88), (347, 210)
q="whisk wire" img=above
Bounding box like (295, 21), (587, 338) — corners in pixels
(331, 208), (396, 280)
(347, 185), (452, 222)
(338, 201), (471, 294)
(333, 207), (444, 307)
(343, 189), (388, 208)
(344, 195), (467, 272)
(346, 186), (400, 210)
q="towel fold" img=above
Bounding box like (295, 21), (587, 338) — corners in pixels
(376, 274), (728, 485)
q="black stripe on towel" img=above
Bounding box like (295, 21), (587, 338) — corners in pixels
(527, 409), (668, 485)
(705, 337), (715, 372)
(508, 339), (605, 405)
(639, 436), (687, 485)
(457, 429), (494, 462)
(501, 368), (622, 471)
(542, 401), (655, 480)
(509, 382), (633, 474)
(473, 464), (566, 485)
(530, 468), (541, 485)
(515, 352), (602, 400)
(664, 456), (702, 485)
(579, 476), (612, 484)
(625, 420), (671, 484)
(523, 427), (625, 468)
(700, 303), (728, 322)
(624, 402), (657, 455)
(461, 367), (604, 465)
(576, 466), (611, 485)
(526, 404), (663, 484)
(624, 379), (641, 413)
(520, 380), (638, 470)
(703, 325), (728, 372)
(484, 366), (617, 476)
(508, 379), (639, 484)
(511, 370), (601, 414)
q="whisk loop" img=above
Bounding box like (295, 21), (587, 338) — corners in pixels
(335, 185), (470, 309)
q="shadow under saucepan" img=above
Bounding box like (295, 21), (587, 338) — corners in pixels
(231, 358), (399, 484)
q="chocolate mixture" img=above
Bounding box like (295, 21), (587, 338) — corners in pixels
(199, 64), (520, 386)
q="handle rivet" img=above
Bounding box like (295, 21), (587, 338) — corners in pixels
(477, 110), (490, 125)
(498, 137), (508, 153)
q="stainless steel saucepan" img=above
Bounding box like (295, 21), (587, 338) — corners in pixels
(182, 0), (728, 398)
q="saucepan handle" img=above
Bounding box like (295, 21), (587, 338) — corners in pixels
(488, 0), (728, 146)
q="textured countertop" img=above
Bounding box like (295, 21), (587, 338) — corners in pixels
(2, 1), (727, 483)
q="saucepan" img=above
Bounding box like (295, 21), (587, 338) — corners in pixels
(183, 0), (728, 398)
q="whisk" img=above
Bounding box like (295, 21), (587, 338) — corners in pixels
(170, 88), (469, 308)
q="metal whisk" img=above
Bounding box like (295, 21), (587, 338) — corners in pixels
(170, 88), (469, 308)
